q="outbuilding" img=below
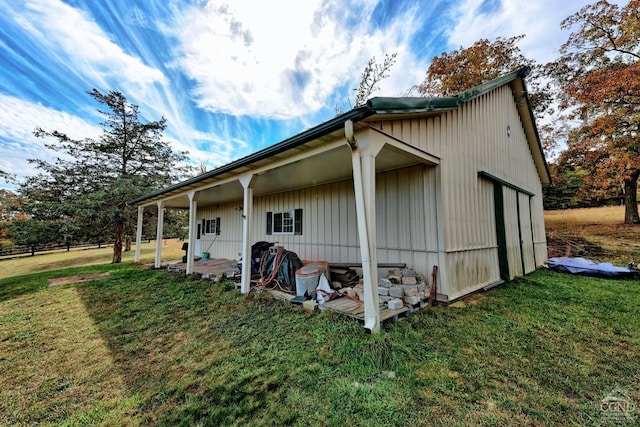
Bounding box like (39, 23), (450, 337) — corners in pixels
(130, 67), (551, 333)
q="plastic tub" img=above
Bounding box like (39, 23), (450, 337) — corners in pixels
(295, 261), (329, 296)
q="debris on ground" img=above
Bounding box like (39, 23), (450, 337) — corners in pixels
(547, 257), (638, 279)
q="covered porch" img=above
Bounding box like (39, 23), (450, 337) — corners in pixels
(132, 119), (440, 333)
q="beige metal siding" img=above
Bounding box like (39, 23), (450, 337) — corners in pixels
(197, 165), (439, 280)
(372, 85), (546, 300)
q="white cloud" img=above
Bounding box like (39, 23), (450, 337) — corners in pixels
(12, 0), (166, 89)
(169, 0), (422, 119)
(0, 94), (102, 181)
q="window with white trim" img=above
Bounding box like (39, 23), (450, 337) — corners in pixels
(202, 217), (220, 235)
(266, 209), (302, 235)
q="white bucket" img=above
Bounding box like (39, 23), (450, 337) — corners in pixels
(295, 261), (328, 296)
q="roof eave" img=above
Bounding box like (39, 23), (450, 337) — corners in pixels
(128, 107), (375, 206)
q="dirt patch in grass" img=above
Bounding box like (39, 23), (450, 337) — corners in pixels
(48, 272), (111, 287)
(546, 232), (605, 258)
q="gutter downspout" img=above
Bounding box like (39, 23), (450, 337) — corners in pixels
(346, 120), (380, 333)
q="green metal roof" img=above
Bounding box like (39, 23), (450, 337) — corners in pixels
(367, 67), (531, 113)
(129, 66), (547, 206)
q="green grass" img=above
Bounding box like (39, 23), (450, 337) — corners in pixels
(1, 265), (638, 426)
(0, 239), (185, 280)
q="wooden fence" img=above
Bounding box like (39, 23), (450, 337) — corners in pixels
(0, 241), (112, 258)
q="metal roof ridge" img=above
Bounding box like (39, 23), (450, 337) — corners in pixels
(367, 66), (530, 112)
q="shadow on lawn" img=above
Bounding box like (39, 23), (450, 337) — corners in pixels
(74, 268), (304, 425)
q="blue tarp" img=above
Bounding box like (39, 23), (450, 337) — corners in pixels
(547, 257), (633, 278)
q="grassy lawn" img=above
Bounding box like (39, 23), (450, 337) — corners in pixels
(0, 239), (185, 280)
(1, 207), (639, 425)
(1, 264), (638, 426)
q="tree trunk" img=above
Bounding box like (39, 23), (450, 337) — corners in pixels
(623, 172), (640, 224)
(112, 219), (124, 263)
(124, 235), (132, 252)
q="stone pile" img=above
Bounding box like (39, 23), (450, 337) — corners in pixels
(339, 268), (432, 310)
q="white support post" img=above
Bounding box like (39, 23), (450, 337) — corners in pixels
(154, 200), (165, 269)
(186, 191), (199, 274)
(346, 121), (384, 333)
(134, 205), (144, 263)
(239, 174), (257, 294)
(360, 148), (380, 332)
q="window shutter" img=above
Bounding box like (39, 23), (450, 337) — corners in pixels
(266, 212), (273, 235)
(215, 217), (221, 235)
(294, 209), (303, 235)
(201, 219), (206, 234)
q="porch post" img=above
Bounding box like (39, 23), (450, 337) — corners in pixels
(346, 120), (384, 333)
(186, 191), (199, 274)
(154, 200), (165, 269)
(239, 174), (257, 294)
(134, 205), (144, 263)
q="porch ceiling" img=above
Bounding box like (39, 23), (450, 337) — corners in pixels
(157, 137), (435, 210)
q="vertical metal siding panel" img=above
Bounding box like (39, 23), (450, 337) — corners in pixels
(376, 173), (389, 266)
(424, 167), (439, 251)
(331, 182), (340, 261)
(382, 170), (399, 263)
(310, 185), (318, 260)
(443, 112), (455, 252)
(326, 182), (335, 261)
(298, 188), (311, 260)
(338, 181), (347, 260)
(440, 113), (454, 251)
(419, 119), (428, 153)
(519, 193), (536, 273)
(387, 170), (399, 250)
(503, 187), (522, 278)
(530, 188), (547, 266)
(398, 168), (412, 254)
(347, 180), (359, 261)
(410, 166), (427, 251)
(376, 171), (388, 251)
(315, 187), (329, 249)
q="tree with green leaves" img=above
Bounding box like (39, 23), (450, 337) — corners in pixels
(547, 0), (640, 224)
(21, 89), (189, 263)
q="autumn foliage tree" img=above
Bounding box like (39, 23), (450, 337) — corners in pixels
(548, 0), (640, 223)
(415, 35), (555, 154)
(416, 35), (535, 97)
(0, 189), (27, 245)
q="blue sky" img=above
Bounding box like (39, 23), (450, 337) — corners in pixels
(0, 0), (602, 189)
